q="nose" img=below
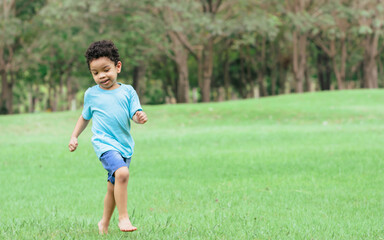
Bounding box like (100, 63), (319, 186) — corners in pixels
(99, 72), (106, 79)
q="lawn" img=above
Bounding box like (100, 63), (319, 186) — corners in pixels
(1, 89), (384, 239)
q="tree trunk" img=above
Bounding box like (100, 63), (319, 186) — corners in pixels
(162, 57), (177, 103)
(28, 83), (34, 113)
(201, 38), (214, 102)
(1, 70), (12, 114)
(239, 51), (247, 98)
(363, 33), (379, 88)
(30, 84), (40, 113)
(292, 31), (307, 93)
(175, 51), (189, 103)
(333, 39), (346, 90)
(9, 72), (15, 113)
(168, 32), (190, 103)
(133, 63), (147, 102)
(0, 70), (7, 114)
(278, 65), (288, 94)
(246, 60), (255, 98)
(270, 42), (277, 96)
(256, 40), (268, 97)
(304, 67), (310, 92)
(316, 45), (331, 91)
(198, 0), (223, 102)
(47, 82), (54, 112)
(257, 74), (267, 97)
(49, 84), (57, 112)
(277, 53), (289, 94)
(0, 0), (15, 114)
(223, 49), (230, 100)
(67, 77), (73, 111)
(197, 47), (203, 99)
(67, 76), (77, 111)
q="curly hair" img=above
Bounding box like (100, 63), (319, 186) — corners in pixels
(85, 40), (121, 69)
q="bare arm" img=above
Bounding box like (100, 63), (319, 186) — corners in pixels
(68, 115), (90, 152)
(132, 110), (148, 124)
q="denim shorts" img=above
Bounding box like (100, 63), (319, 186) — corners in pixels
(99, 150), (131, 185)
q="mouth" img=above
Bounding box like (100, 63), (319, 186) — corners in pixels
(100, 79), (110, 85)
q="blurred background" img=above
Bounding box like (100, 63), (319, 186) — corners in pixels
(1, 0), (383, 114)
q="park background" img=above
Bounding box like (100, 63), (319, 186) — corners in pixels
(1, 0), (384, 114)
(2, 1), (384, 239)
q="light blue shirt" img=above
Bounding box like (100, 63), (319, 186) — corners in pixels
(82, 83), (142, 159)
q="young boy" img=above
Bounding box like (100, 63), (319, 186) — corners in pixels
(68, 40), (147, 234)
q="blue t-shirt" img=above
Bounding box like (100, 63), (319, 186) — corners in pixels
(82, 83), (142, 159)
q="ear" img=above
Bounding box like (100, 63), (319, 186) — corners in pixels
(116, 61), (122, 73)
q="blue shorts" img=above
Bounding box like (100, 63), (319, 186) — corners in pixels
(99, 150), (131, 185)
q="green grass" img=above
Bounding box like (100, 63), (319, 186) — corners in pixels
(1, 89), (384, 239)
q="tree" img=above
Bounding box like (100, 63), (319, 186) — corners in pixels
(353, 0), (384, 88)
(127, 0), (196, 103)
(0, 0), (48, 114)
(285, 0), (314, 93)
(310, 0), (356, 90)
(31, 0), (98, 111)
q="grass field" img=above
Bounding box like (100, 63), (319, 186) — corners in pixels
(1, 89), (384, 239)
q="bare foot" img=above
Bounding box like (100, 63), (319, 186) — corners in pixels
(118, 218), (137, 232)
(98, 220), (109, 234)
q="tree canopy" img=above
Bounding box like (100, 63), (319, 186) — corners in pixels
(1, 0), (384, 114)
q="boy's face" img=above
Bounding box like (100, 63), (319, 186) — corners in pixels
(89, 57), (122, 90)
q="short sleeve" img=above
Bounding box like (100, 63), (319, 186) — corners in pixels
(82, 89), (92, 120)
(128, 86), (142, 119)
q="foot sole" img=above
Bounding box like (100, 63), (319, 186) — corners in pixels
(120, 227), (137, 232)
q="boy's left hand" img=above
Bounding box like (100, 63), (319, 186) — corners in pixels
(133, 111), (148, 124)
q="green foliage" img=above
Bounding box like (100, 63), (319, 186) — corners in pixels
(144, 79), (166, 104)
(4, 0), (384, 114)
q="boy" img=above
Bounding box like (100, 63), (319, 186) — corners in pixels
(68, 40), (147, 234)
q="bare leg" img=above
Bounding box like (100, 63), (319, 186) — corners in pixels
(114, 167), (137, 232)
(98, 181), (115, 234)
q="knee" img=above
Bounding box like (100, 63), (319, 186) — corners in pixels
(115, 167), (129, 183)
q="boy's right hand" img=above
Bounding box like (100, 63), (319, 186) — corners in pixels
(68, 137), (78, 152)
